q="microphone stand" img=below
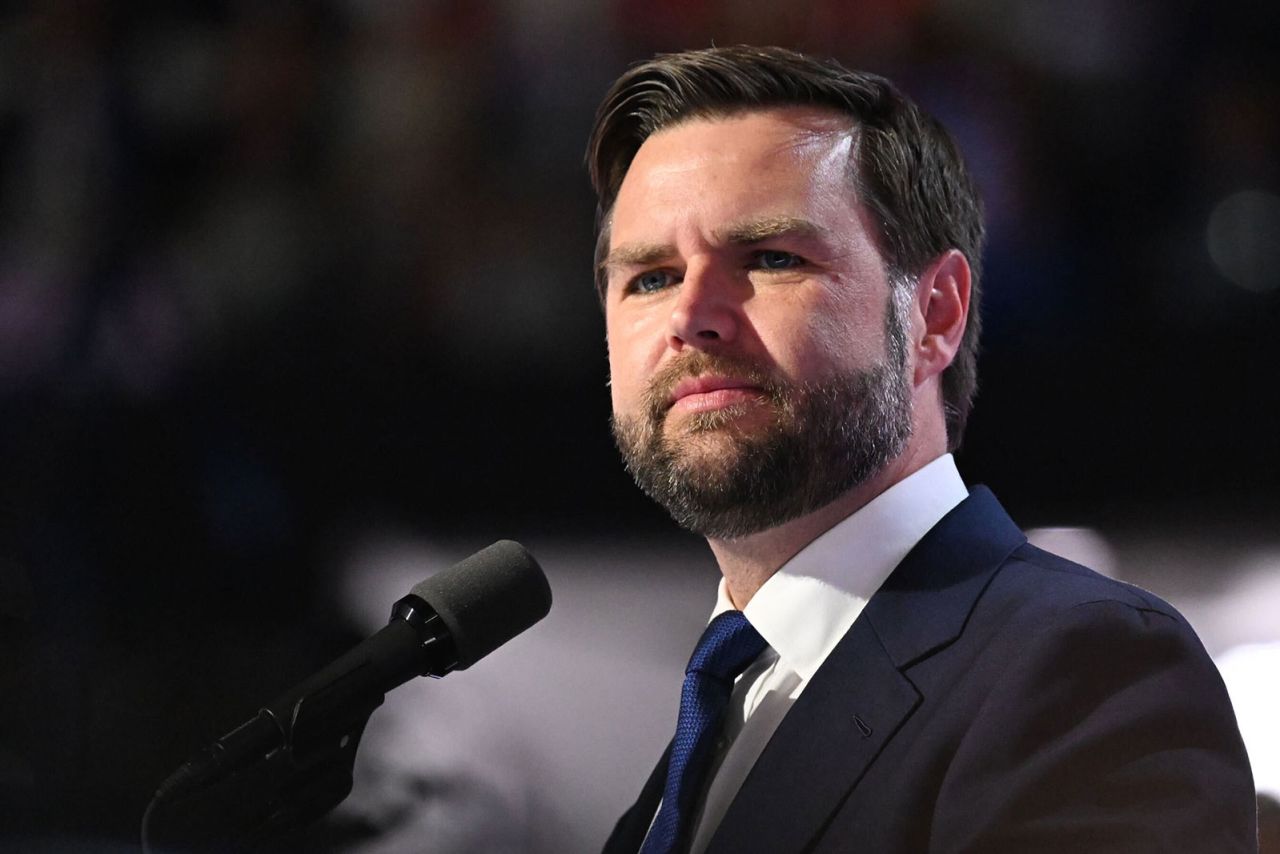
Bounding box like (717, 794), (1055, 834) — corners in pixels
(143, 595), (456, 853)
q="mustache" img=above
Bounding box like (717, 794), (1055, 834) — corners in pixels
(640, 352), (785, 418)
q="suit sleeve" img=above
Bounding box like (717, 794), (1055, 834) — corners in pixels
(931, 598), (1257, 853)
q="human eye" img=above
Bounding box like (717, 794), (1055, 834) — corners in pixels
(751, 249), (806, 271)
(627, 269), (680, 294)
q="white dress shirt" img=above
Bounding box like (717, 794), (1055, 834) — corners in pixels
(687, 454), (969, 854)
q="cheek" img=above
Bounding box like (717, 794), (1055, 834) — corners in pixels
(768, 285), (885, 377)
(606, 353), (629, 413)
(804, 301), (849, 354)
(605, 318), (650, 412)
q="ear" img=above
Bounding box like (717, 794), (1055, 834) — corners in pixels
(912, 249), (971, 387)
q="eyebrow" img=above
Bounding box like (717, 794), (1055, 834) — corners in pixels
(598, 216), (828, 279)
(600, 242), (675, 277)
(718, 215), (826, 245)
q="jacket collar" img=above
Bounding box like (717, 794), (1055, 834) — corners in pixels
(864, 485), (1027, 669)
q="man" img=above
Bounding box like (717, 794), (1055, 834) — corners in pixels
(589, 46), (1256, 853)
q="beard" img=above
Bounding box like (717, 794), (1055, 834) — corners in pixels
(610, 292), (913, 540)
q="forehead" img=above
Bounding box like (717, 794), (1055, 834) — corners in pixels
(610, 107), (861, 238)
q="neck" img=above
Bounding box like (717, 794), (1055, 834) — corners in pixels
(707, 443), (942, 609)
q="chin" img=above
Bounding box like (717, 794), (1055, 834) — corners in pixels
(668, 401), (776, 435)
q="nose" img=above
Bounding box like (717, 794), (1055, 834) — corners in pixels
(667, 261), (742, 350)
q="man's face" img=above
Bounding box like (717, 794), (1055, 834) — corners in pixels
(603, 108), (913, 539)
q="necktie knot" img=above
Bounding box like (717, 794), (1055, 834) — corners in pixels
(686, 611), (767, 681)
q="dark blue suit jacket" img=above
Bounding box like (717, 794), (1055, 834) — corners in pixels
(604, 487), (1257, 853)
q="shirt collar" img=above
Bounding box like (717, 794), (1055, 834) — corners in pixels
(712, 454), (968, 681)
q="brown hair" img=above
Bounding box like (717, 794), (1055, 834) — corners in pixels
(586, 45), (985, 450)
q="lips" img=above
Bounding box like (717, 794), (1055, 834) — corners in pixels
(667, 375), (766, 414)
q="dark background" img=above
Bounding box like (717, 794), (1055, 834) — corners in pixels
(1, 0), (1277, 848)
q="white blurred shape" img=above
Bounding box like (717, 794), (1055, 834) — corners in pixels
(328, 531), (717, 853)
(1215, 641), (1280, 799)
(1198, 551), (1280, 654)
(1207, 189), (1280, 293)
(1026, 526), (1117, 578)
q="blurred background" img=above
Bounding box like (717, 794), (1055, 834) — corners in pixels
(1, 0), (1277, 850)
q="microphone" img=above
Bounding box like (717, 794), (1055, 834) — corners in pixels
(151, 540), (551, 806)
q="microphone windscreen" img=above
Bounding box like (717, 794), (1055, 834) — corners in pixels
(409, 540), (551, 669)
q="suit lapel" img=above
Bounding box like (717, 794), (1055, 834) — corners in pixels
(705, 487), (1027, 853)
(706, 615), (919, 853)
(862, 487), (1026, 670)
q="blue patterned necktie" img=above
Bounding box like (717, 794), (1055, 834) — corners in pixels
(640, 610), (768, 854)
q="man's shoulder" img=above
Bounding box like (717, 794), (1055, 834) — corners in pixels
(925, 485), (1188, 625)
(947, 539), (1224, 710)
(971, 539), (1210, 657)
(994, 540), (1179, 617)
